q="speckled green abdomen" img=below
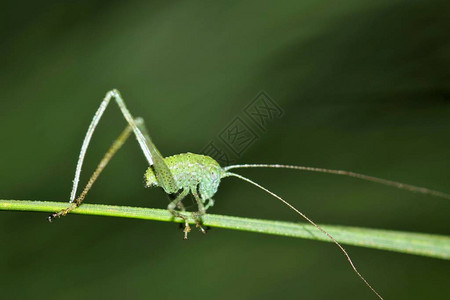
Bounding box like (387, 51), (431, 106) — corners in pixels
(145, 153), (224, 201)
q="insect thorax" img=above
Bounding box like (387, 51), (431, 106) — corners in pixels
(145, 153), (224, 200)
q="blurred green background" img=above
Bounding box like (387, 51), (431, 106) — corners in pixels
(1, 1), (449, 299)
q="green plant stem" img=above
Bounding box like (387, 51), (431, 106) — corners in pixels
(1, 199), (449, 260)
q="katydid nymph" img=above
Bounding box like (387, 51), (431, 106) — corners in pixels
(49, 90), (450, 300)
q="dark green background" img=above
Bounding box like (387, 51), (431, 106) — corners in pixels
(1, 1), (449, 299)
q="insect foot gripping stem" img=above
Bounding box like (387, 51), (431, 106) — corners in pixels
(168, 188), (209, 239)
(191, 187), (208, 235)
(167, 188), (191, 239)
(48, 202), (78, 222)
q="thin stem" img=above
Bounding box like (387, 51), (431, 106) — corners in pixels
(0, 199), (449, 260)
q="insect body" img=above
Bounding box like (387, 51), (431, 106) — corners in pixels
(145, 153), (223, 200)
(145, 153), (223, 235)
(49, 90), (450, 300)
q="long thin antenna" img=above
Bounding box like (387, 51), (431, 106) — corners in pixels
(224, 164), (450, 200)
(225, 171), (383, 300)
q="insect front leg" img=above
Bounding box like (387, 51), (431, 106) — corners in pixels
(176, 201), (186, 212)
(167, 188), (191, 239)
(191, 187), (207, 234)
(204, 198), (214, 210)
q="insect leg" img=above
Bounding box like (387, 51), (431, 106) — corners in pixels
(204, 198), (214, 210)
(167, 188), (191, 239)
(69, 90), (154, 204)
(191, 187), (207, 234)
(167, 194), (186, 231)
(49, 122), (136, 221)
(134, 117), (177, 194)
(176, 201), (186, 212)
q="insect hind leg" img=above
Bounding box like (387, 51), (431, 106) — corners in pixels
(69, 90), (154, 204)
(49, 123), (135, 221)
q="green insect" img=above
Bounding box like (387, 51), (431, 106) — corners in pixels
(49, 90), (450, 300)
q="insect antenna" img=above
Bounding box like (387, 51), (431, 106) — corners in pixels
(224, 171), (383, 300)
(224, 164), (450, 200)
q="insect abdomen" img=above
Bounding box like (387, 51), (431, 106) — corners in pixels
(145, 153), (223, 200)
